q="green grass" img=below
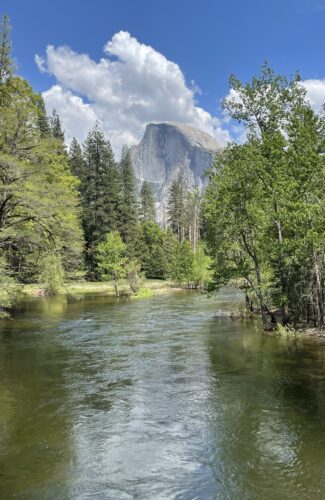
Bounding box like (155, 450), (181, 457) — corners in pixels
(130, 287), (155, 300)
(21, 279), (177, 298)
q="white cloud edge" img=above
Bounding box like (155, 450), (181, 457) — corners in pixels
(35, 31), (231, 154)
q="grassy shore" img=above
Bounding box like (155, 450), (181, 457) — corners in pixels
(21, 279), (182, 298)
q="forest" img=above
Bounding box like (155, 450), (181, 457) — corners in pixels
(0, 14), (324, 331)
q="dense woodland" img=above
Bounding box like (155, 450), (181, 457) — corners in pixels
(0, 15), (324, 330)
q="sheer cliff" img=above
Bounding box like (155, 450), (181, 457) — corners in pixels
(130, 122), (221, 222)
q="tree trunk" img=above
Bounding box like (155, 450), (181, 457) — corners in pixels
(275, 218), (289, 325)
(313, 253), (324, 328)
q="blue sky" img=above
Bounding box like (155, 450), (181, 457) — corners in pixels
(2, 0), (325, 151)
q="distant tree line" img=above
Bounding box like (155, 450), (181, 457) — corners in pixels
(67, 128), (211, 293)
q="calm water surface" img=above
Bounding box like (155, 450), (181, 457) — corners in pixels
(1, 290), (325, 499)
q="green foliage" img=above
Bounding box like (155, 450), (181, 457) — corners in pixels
(135, 221), (176, 279)
(140, 180), (156, 222)
(168, 174), (188, 242)
(35, 95), (50, 138)
(192, 242), (213, 288)
(49, 109), (65, 142)
(68, 137), (85, 180)
(167, 175), (201, 250)
(81, 123), (120, 275)
(170, 241), (194, 286)
(96, 231), (127, 296)
(126, 259), (142, 293)
(118, 145), (138, 252)
(0, 17), (84, 309)
(204, 63), (325, 329)
(0, 254), (20, 317)
(39, 251), (64, 296)
(275, 324), (299, 337)
(0, 14), (15, 109)
(130, 287), (154, 300)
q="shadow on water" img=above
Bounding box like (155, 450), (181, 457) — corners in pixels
(206, 319), (325, 499)
(0, 321), (75, 497)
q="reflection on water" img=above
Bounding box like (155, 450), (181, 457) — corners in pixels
(1, 290), (325, 498)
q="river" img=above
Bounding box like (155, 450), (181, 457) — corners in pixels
(0, 289), (325, 499)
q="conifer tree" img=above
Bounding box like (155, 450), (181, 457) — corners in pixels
(118, 145), (138, 250)
(82, 123), (120, 274)
(49, 109), (65, 142)
(140, 180), (156, 222)
(0, 14), (15, 109)
(0, 14), (14, 85)
(35, 95), (50, 137)
(168, 174), (188, 242)
(68, 137), (85, 181)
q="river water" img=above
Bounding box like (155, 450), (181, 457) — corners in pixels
(1, 289), (325, 499)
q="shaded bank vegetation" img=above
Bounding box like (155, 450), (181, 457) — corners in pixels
(203, 64), (325, 330)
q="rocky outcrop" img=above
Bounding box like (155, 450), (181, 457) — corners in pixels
(130, 122), (221, 222)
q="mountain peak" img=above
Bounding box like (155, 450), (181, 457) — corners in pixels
(144, 121), (221, 152)
(131, 122), (221, 222)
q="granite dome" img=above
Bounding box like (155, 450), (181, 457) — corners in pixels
(131, 122), (221, 222)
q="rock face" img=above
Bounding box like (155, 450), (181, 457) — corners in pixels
(130, 122), (221, 222)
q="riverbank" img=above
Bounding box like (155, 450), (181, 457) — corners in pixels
(20, 279), (183, 298)
(213, 307), (325, 340)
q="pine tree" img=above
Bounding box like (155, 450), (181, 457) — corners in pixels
(68, 137), (85, 181)
(118, 145), (138, 251)
(168, 174), (188, 242)
(185, 189), (201, 252)
(82, 123), (120, 275)
(140, 180), (156, 222)
(0, 14), (14, 85)
(35, 95), (50, 138)
(135, 221), (176, 279)
(49, 109), (65, 142)
(0, 14), (15, 109)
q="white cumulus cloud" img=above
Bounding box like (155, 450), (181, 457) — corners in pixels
(35, 32), (230, 153)
(301, 79), (325, 113)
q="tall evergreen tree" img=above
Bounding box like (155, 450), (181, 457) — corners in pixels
(82, 123), (120, 275)
(0, 14), (15, 110)
(135, 221), (176, 279)
(118, 145), (138, 250)
(0, 14), (14, 85)
(68, 137), (85, 181)
(49, 109), (65, 142)
(140, 180), (156, 222)
(35, 95), (50, 138)
(168, 174), (188, 242)
(185, 189), (201, 252)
